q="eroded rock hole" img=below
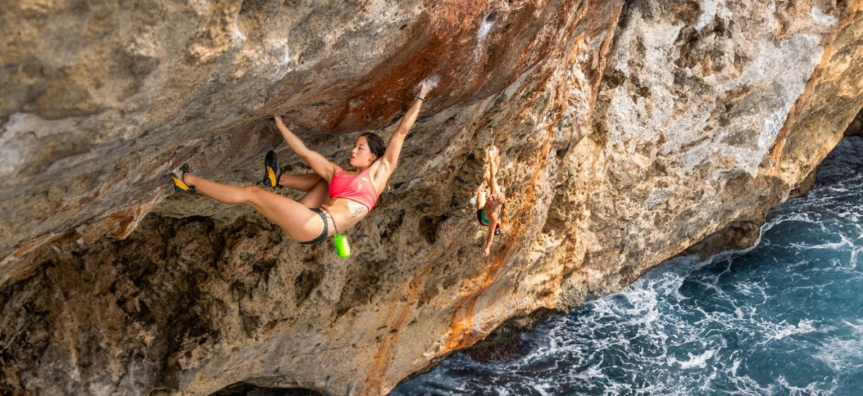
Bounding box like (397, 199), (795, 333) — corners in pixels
(380, 210), (405, 240)
(293, 269), (322, 307)
(844, 106), (863, 137)
(238, 0), (269, 21)
(334, 260), (386, 317)
(461, 308), (559, 364)
(418, 215), (448, 244)
(211, 382), (323, 396)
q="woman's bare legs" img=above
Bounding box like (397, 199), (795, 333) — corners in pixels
(277, 172), (330, 208)
(279, 173), (322, 192)
(487, 147), (501, 196)
(299, 179), (329, 208)
(183, 173), (324, 241)
(476, 158), (492, 211)
(492, 148), (500, 172)
(476, 189), (486, 211)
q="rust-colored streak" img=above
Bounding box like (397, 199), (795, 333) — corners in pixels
(12, 234), (53, 258)
(364, 222), (476, 394)
(364, 96), (550, 387)
(432, 3), (586, 355)
(441, 0), (624, 353)
(590, 4), (624, 107)
(445, 113), (557, 351)
(363, 1), (627, 392)
(270, 0), (581, 134)
(430, 0), (487, 37)
(365, 278), (420, 394)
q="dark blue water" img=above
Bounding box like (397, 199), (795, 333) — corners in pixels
(392, 137), (863, 396)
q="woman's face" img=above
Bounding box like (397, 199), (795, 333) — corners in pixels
(350, 136), (377, 168)
(487, 193), (501, 208)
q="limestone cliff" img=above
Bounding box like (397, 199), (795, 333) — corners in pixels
(1, 0), (862, 395)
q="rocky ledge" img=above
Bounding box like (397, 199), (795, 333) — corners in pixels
(1, 0), (862, 395)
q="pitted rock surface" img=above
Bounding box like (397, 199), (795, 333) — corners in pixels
(1, 1), (863, 395)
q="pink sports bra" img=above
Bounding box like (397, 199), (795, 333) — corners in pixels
(329, 168), (378, 211)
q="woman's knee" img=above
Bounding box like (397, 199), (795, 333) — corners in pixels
(312, 178), (328, 190)
(241, 185), (264, 204)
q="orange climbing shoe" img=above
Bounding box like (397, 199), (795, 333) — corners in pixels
(263, 150), (282, 188)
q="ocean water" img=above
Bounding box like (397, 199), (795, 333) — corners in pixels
(391, 137), (863, 396)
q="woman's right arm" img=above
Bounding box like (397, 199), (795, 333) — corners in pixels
(275, 116), (341, 181)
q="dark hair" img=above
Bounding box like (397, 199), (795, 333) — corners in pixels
(360, 133), (386, 161)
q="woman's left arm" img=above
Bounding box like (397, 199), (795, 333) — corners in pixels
(377, 82), (429, 179)
(482, 221), (496, 256)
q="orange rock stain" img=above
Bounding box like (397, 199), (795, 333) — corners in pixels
(360, 2), (628, 393)
(441, 0), (624, 354)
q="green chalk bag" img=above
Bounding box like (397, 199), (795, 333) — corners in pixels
(333, 234), (350, 258)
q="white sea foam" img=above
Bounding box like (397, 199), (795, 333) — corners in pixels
(814, 320), (863, 372)
(777, 375), (838, 396)
(670, 349), (717, 369)
(766, 319), (818, 341)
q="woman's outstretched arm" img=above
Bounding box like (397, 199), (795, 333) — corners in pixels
(275, 116), (341, 181)
(378, 82), (430, 177)
(482, 220), (497, 256)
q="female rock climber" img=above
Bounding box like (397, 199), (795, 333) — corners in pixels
(169, 81), (431, 245)
(476, 145), (505, 256)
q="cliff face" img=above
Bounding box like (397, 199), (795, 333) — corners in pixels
(1, 0), (862, 395)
